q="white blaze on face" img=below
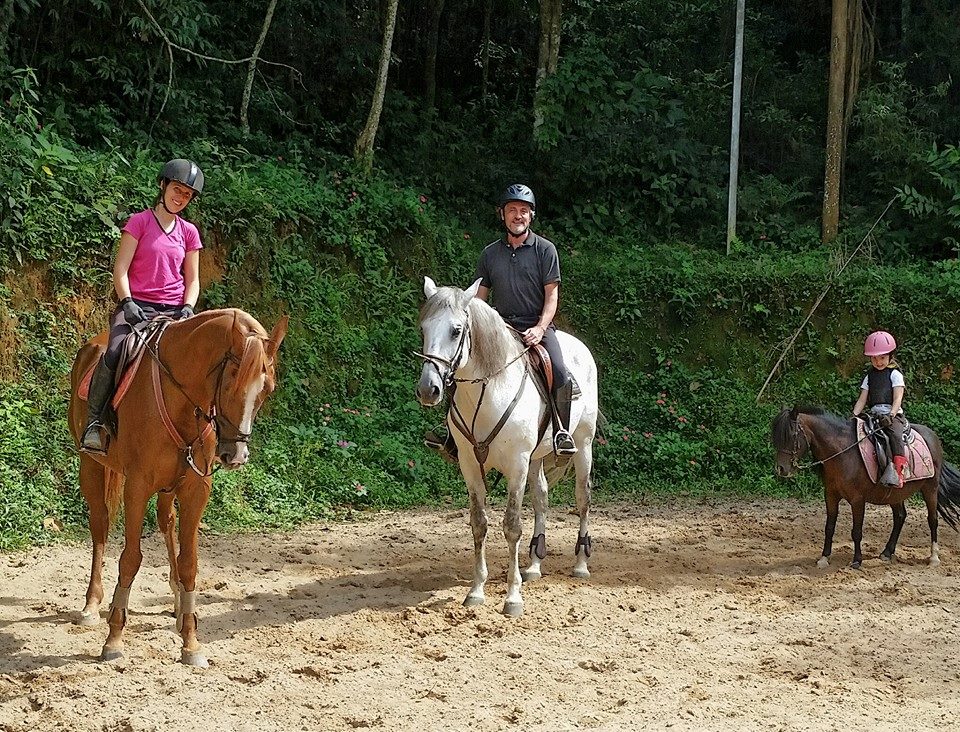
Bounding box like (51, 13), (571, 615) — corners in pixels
(240, 373), (267, 435)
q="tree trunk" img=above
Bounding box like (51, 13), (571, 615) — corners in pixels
(0, 0), (15, 63)
(480, 0), (492, 101)
(901, 0), (910, 50)
(240, 0), (280, 136)
(822, 0), (850, 244)
(533, 0), (562, 137)
(354, 0), (400, 174)
(423, 0), (444, 111)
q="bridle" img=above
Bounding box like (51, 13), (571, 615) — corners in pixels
(780, 413), (876, 471)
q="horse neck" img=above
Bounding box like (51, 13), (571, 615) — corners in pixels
(161, 310), (237, 399)
(800, 413), (850, 462)
(455, 302), (525, 392)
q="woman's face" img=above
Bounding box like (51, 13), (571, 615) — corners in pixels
(162, 181), (196, 213)
(871, 353), (891, 369)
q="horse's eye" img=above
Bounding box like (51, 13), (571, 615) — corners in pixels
(451, 325), (462, 338)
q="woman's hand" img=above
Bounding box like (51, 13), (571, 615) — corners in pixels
(120, 297), (147, 326)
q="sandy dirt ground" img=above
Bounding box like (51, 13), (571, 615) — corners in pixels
(2, 497), (960, 732)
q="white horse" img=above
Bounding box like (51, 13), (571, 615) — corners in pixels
(416, 276), (599, 616)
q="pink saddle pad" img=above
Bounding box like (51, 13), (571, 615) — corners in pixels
(856, 420), (935, 484)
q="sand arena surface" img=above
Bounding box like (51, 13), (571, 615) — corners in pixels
(2, 498), (960, 731)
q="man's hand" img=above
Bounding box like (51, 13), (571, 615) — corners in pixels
(522, 324), (546, 346)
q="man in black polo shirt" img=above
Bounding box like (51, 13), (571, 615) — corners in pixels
(425, 183), (577, 460)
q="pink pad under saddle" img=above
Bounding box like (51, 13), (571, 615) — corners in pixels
(856, 420), (935, 484)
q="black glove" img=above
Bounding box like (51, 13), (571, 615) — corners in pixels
(177, 304), (195, 320)
(878, 413), (894, 429)
(119, 297), (147, 326)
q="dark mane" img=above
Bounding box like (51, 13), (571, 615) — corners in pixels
(771, 405), (850, 451)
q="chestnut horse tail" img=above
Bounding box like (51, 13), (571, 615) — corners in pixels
(937, 462), (960, 531)
(104, 468), (124, 526)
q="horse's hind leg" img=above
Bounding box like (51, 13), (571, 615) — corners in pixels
(101, 479), (152, 661)
(78, 456), (109, 626)
(174, 476), (212, 667)
(157, 491), (180, 617)
(922, 484), (941, 567)
(523, 459), (548, 582)
(880, 502), (907, 562)
(572, 440), (593, 579)
(817, 489), (841, 568)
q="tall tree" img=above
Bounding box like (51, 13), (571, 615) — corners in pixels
(822, 0), (850, 243)
(240, 0), (280, 135)
(354, 0), (400, 174)
(533, 0), (562, 137)
(422, 0), (444, 110)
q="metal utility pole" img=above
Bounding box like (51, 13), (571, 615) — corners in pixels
(726, 0), (746, 254)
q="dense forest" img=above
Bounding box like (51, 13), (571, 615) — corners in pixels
(3, 0), (960, 549)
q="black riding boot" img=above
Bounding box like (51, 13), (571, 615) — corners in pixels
(423, 385), (459, 463)
(553, 381), (577, 457)
(81, 358), (116, 454)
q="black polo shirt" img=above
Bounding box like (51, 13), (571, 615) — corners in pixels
(475, 232), (561, 327)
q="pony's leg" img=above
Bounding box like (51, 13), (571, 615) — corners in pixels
(157, 491), (180, 617)
(174, 477), (213, 667)
(922, 487), (941, 567)
(880, 502), (907, 561)
(849, 498), (866, 569)
(817, 489), (841, 568)
(523, 459), (548, 582)
(101, 480), (151, 661)
(78, 456), (108, 626)
(502, 458), (531, 617)
(462, 460), (489, 608)
(572, 440), (593, 579)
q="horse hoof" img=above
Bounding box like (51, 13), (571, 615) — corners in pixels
(77, 610), (101, 626)
(502, 601), (524, 617)
(929, 557), (941, 568)
(880, 553), (893, 563)
(521, 569), (542, 583)
(572, 568), (590, 579)
(850, 561), (862, 570)
(816, 557), (829, 569)
(462, 595), (485, 608)
(181, 650), (209, 668)
(100, 646), (123, 662)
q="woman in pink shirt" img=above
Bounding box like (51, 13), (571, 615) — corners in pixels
(81, 158), (205, 453)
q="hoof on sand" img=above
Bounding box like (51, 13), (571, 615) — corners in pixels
(521, 569), (542, 583)
(77, 610), (101, 627)
(849, 560), (862, 570)
(929, 557), (941, 568)
(502, 601), (523, 617)
(100, 646), (123, 662)
(181, 650), (209, 668)
(816, 557), (830, 569)
(572, 568), (590, 579)
(462, 595), (485, 608)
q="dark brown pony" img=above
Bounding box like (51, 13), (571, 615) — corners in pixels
(772, 406), (960, 569)
(67, 308), (288, 666)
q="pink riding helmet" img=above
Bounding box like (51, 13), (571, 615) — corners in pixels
(864, 330), (897, 356)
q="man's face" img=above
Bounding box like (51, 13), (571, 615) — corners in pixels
(501, 201), (533, 235)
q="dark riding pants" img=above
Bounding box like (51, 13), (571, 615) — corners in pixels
(104, 299), (180, 369)
(504, 317), (569, 392)
(879, 413), (907, 458)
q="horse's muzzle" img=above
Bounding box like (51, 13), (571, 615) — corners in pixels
(218, 441), (249, 469)
(417, 366), (444, 407)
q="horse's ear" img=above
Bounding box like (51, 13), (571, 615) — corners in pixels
(424, 276), (438, 299)
(266, 315), (289, 359)
(464, 277), (483, 300)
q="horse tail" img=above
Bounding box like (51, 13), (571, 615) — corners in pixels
(937, 462), (960, 532)
(104, 468), (125, 526)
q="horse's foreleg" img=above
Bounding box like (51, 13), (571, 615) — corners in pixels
(850, 499), (866, 569)
(572, 441), (593, 579)
(817, 490), (841, 569)
(502, 460), (530, 617)
(922, 486), (941, 567)
(881, 502), (907, 562)
(462, 461), (489, 608)
(157, 491), (180, 617)
(78, 457), (108, 626)
(523, 460), (548, 582)
(101, 481), (151, 661)
(174, 477), (212, 668)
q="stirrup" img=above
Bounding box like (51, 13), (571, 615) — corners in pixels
(80, 422), (108, 455)
(554, 430), (577, 457)
(424, 430), (458, 464)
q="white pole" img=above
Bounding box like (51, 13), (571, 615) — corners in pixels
(726, 0), (746, 255)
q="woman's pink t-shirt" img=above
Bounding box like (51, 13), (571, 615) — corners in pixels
(122, 209), (202, 305)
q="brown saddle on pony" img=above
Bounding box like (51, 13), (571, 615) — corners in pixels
(856, 415), (934, 485)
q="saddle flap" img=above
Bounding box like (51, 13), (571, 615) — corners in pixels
(856, 418), (935, 485)
(528, 344), (554, 393)
(78, 320), (172, 409)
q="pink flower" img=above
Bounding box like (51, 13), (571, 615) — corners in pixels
(419, 194), (428, 203)
(622, 435), (629, 441)
(643, 432), (653, 439)
(463, 233), (471, 240)
(689, 460), (697, 465)
(678, 416), (687, 423)
(407, 460), (415, 468)
(656, 399), (665, 405)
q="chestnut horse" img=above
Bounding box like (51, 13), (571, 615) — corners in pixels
(67, 308), (288, 666)
(772, 406), (960, 569)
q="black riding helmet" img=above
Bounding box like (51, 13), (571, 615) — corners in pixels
(498, 183), (536, 212)
(158, 158), (204, 195)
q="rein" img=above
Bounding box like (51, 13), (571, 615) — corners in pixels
(783, 417), (879, 471)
